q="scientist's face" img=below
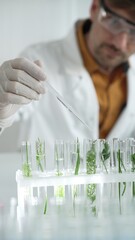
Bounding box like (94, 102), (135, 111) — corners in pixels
(87, 0), (135, 73)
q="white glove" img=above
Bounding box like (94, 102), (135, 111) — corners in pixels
(0, 58), (46, 119)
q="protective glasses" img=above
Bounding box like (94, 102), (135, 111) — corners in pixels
(98, 0), (135, 42)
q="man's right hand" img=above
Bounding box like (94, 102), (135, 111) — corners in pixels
(0, 58), (46, 118)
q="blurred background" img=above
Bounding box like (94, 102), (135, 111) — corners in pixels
(0, 0), (91, 64)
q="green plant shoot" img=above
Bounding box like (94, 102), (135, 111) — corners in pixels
(22, 141), (32, 177)
(86, 143), (96, 215)
(36, 138), (45, 172)
(101, 142), (110, 173)
(74, 138), (80, 175)
(131, 153), (135, 197)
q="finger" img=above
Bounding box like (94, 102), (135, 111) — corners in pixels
(34, 59), (44, 68)
(5, 68), (45, 94)
(5, 80), (40, 100)
(0, 92), (32, 105)
(10, 58), (46, 81)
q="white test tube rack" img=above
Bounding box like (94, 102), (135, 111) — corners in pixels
(16, 170), (135, 218)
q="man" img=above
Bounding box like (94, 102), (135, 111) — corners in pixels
(0, 0), (135, 159)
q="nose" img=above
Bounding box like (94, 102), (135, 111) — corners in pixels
(112, 32), (129, 52)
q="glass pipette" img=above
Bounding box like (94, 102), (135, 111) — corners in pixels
(45, 80), (92, 134)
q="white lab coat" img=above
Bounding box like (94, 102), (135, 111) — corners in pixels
(1, 23), (135, 167)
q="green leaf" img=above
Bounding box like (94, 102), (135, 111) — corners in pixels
(131, 153), (135, 172)
(117, 149), (126, 207)
(36, 138), (45, 172)
(55, 185), (65, 198)
(101, 142), (110, 173)
(86, 143), (96, 175)
(22, 141), (32, 177)
(74, 138), (80, 175)
(22, 163), (31, 177)
(131, 153), (135, 163)
(43, 196), (48, 215)
(86, 143), (96, 214)
(102, 142), (110, 161)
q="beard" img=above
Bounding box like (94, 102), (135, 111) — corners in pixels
(93, 43), (128, 72)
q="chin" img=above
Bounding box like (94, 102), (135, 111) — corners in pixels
(95, 52), (123, 71)
(98, 60), (120, 73)
(102, 56), (123, 68)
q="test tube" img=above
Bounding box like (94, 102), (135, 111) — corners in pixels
(54, 139), (65, 175)
(35, 139), (46, 173)
(21, 141), (32, 177)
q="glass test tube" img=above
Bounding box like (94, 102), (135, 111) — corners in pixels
(21, 141), (32, 177)
(35, 139), (46, 172)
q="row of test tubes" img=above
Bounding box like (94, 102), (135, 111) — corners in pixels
(21, 137), (135, 177)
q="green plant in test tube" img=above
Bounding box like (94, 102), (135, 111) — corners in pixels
(55, 185), (65, 198)
(22, 141), (32, 177)
(54, 140), (65, 206)
(36, 138), (45, 172)
(117, 145), (126, 214)
(131, 152), (135, 197)
(43, 195), (48, 215)
(72, 138), (81, 216)
(86, 142), (96, 175)
(36, 139), (47, 214)
(55, 140), (64, 176)
(117, 148), (126, 195)
(86, 142), (96, 215)
(74, 138), (80, 175)
(54, 185), (65, 213)
(101, 141), (110, 173)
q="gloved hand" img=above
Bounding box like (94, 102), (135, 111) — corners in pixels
(0, 58), (46, 119)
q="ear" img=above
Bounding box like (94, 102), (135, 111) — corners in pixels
(90, 0), (100, 21)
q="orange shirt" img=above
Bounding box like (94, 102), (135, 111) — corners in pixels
(77, 21), (127, 138)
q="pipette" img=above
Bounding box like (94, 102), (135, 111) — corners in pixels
(45, 80), (92, 134)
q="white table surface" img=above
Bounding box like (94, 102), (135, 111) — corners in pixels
(0, 152), (20, 208)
